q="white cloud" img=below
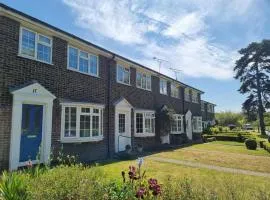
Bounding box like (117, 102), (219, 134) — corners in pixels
(62, 0), (259, 80)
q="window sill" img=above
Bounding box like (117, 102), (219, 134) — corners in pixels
(67, 67), (100, 78)
(170, 132), (184, 135)
(193, 130), (202, 133)
(60, 136), (104, 143)
(134, 133), (155, 137)
(160, 92), (168, 96)
(136, 86), (152, 92)
(116, 81), (132, 87)
(18, 54), (54, 66)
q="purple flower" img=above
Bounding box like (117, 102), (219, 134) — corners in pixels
(135, 187), (146, 199)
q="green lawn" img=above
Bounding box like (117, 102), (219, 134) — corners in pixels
(150, 141), (270, 173)
(98, 141), (270, 199)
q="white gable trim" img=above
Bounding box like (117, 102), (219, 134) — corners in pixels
(9, 82), (55, 170)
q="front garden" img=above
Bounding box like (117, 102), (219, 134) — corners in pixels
(1, 139), (270, 200)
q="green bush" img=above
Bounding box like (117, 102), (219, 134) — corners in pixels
(0, 171), (28, 200)
(245, 139), (257, 150)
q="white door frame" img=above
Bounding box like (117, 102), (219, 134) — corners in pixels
(9, 82), (55, 170)
(185, 110), (192, 140)
(114, 98), (132, 153)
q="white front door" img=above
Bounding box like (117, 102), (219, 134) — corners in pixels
(185, 110), (192, 140)
(115, 111), (131, 152)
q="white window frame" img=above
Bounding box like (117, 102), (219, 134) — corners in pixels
(67, 45), (99, 77)
(160, 79), (167, 95)
(136, 71), (151, 91)
(19, 27), (53, 64)
(208, 104), (214, 113)
(171, 83), (179, 98)
(192, 91), (199, 103)
(134, 110), (155, 137)
(201, 102), (205, 111)
(117, 64), (130, 85)
(171, 114), (184, 134)
(60, 103), (104, 143)
(184, 88), (190, 102)
(192, 116), (202, 133)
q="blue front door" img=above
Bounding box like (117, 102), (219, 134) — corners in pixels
(20, 104), (43, 162)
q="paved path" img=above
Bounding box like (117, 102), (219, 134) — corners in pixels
(148, 156), (270, 178)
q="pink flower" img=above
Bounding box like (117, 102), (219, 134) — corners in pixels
(135, 187), (146, 199)
(26, 160), (33, 168)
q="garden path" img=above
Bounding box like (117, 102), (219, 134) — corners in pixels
(148, 156), (270, 178)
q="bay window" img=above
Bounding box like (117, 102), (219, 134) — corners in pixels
(19, 27), (52, 64)
(61, 104), (104, 142)
(160, 79), (167, 95)
(117, 64), (130, 85)
(171, 114), (184, 134)
(192, 116), (202, 133)
(68, 45), (99, 77)
(136, 72), (151, 90)
(135, 111), (155, 137)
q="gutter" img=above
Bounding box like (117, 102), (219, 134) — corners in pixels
(106, 54), (115, 158)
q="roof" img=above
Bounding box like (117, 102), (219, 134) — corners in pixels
(0, 3), (204, 94)
(201, 100), (216, 106)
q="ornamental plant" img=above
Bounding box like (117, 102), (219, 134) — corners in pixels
(121, 157), (162, 199)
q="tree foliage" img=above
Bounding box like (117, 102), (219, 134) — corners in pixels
(234, 40), (270, 135)
(215, 111), (245, 127)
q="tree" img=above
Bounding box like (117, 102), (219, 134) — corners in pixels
(215, 111), (244, 127)
(234, 40), (270, 135)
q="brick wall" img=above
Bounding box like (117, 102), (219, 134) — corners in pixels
(0, 16), (110, 169)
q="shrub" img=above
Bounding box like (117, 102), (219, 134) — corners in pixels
(206, 137), (216, 142)
(0, 171), (28, 200)
(245, 139), (257, 150)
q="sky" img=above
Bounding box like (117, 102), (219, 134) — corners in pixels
(2, 0), (270, 112)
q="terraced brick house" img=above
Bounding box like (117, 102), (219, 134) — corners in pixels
(201, 100), (216, 129)
(0, 4), (215, 170)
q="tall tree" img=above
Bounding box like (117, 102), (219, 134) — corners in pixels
(234, 40), (270, 135)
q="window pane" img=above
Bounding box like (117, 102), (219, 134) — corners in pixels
(64, 107), (76, 137)
(80, 115), (90, 137)
(21, 29), (36, 57)
(69, 47), (78, 69)
(89, 55), (98, 75)
(37, 43), (51, 63)
(118, 114), (125, 133)
(146, 75), (151, 90)
(136, 113), (143, 133)
(92, 115), (100, 137)
(38, 35), (51, 45)
(151, 118), (155, 133)
(136, 73), (142, 87)
(79, 57), (89, 73)
(142, 75), (146, 89)
(145, 118), (151, 133)
(123, 69), (130, 84)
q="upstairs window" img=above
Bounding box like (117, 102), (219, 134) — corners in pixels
(171, 83), (179, 98)
(136, 72), (151, 91)
(68, 46), (99, 77)
(192, 116), (202, 133)
(160, 79), (167, 95)
(184, 88), (190, 102)
(208, 104), (214, 113)
(201, 102), (205, 111)
(19, 27), (52, 64)
(135, 111), (155, 137)
(192, 91), (199, 103)
(117, 64), (130, 85)
(171, 114), (184, 134)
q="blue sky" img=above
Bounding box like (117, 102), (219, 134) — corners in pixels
(2, 0), (270, 112)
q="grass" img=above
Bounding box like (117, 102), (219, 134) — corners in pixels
(100, 158), (270, 199)
(150, 141), (270, 173)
